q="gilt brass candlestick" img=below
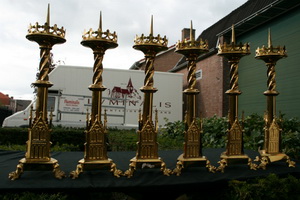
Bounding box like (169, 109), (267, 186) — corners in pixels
(255, 29), (295, 169)
(9, 5), (66, 180)
(70, 12), (122, 178)
(217, 25), (256, 172)
(172, 21), (215, 176)
(124, 16), (171, 178)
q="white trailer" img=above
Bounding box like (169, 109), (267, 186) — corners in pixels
(3, 65), (183, 128)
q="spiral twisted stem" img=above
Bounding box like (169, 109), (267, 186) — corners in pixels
(229, 60), (239, 92)
(266, 63), (276, 92)
(144, 55), (155, 88)
(93, 52), (104, 86)
(38, 48), (51, 81)
(187, 59), (197, 89)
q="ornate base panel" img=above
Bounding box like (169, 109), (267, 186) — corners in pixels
(255, 150), (296, 170)
(173, 154), (216, 176)
(124, 157), (172, 178)
(217, 152), (257, 173)
(8, 158), (65, 180)
(69, 158), (122, 179)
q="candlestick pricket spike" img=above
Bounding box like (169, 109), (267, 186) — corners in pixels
(255, 29), (295, 169)
(217, 25), (257, 172)
(70, 12), (122, 178)
(124, 16), (171, 178)
(172, 21), (216, 176)
(9, 4), (66, 180)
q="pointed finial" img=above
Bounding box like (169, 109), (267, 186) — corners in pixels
(46, 4), (50, 25)
(190, 20), (194, 41)
(99, 11), (102, 30)
(268, 28), (272, 48)
(150, 15), (153, 35)
(231, 24), (236, 44)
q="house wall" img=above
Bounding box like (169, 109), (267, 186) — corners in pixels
(237, 7), (300, 118)
(177, 54), (228, 118)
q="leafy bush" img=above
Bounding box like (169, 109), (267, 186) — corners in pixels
(243, 113), (264, 150)
(202, 116), (227, 148)
(1, 114), (299, 157)
(158, 114), (300, 158)
(158, 119), (184, 150)
(0, 144), (26, 151)
(108, 128), (138, 151)
(227, 174), (300, 200)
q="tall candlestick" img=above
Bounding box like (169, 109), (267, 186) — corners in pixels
(217, 25), (256, 172)
(173, 21), (216, 176)
(124, 16), (171, 178)
(9, 4), (66, 180)
(70, 12), (122, 179)
(255, 29), (295, 169)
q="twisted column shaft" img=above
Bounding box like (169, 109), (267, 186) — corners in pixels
(144, 54), (155, 88)
(266, 63), (277, 92)
(187, 56), (197, 90)
(92, 51), (104, 86)
(141, 52), (157, 126)
(185, 55), (199, 127)
(34, 46), (53, 120)
(89, 50), (106, 124)
(264, 62), (278, 128)
(38, 47), (51, 81)
(228, 59), (240, 93)
(226, 58), (241, 127)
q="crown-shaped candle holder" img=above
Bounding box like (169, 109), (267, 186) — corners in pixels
(175, 21), (208, 56)
(217, 25), (256, 172)
(254, 29), (295, 169)
(9, 5), (66, 180)
(124, 16), (171, 178)
(70, 12), (122, 179)
(173, 21), (215, 176)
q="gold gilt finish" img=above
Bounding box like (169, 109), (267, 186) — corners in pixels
(254, 29), (295, 169)
(124, 16), (171, 178)
(9, 5), (66, 180)
(70, 12), (122, 179)
(217, 25), (256, 172)
(173, 21), (216, 176)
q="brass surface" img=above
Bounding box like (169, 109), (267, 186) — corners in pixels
(217, 25), (254, 171)
(125, 16), (171, 177)
(9, 5), (66, 180)
(217, 153), (257, 173)
(255, 29), (295, 168)
(172, 21), (216, 175)
(70, 12), (121, 178)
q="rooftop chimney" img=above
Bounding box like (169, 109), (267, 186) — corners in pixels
(181, 28), (195, 41)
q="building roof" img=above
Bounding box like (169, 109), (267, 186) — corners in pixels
(129, 45), (176, 70)
(170, 0), (300, 72)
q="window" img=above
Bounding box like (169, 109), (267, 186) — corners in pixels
(196, 69), (202, 80)
(47, 96), (56, 111)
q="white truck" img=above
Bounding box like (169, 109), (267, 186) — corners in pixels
(3, 65), (183, 128)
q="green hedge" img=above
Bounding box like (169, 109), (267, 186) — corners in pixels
(1, 114), (299, 158)
(159, 113), (300, 159)
(0, 127), (137, 152)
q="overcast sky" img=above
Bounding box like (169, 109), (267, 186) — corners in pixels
(0, 0), (247, 100)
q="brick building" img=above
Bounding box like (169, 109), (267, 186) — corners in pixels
(131, 0), (300, 119)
